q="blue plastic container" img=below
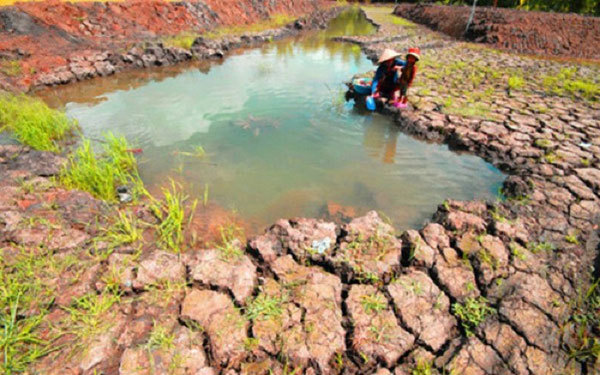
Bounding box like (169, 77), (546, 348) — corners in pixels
(366, 95), (376, 111)
(352, 78), (373, 95)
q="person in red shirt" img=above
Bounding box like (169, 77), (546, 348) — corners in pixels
(394, 47), (420, 109)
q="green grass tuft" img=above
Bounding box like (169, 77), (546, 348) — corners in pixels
(452, 296), (495, 336)
(507, 75), (525, 91)
(245, 294), (286, 321)
(360, 294), (387, 314)
(0, 93), (77, 152)
(59, 133), (143, 201)
(162, 33), (198, 50)
(150, 180), (197, 253)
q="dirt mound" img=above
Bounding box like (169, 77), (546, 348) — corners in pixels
(0, 0), (328, 91)
(393, 3), (600, 60)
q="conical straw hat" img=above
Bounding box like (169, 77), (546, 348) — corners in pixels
(377, 48), (401, 64)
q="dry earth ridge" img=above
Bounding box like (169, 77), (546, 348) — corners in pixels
(1, 4), (600, 375)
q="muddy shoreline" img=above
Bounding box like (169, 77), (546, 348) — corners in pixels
(0, 4), (599, 375)
(0, 0), (340, 92)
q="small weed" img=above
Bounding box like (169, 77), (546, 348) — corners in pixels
(215, 223), (245, 261)
(398, 278), (424, 295)
(534, 138), (552, 149)
(369, 320), (393, 343)
(544, 152), (559, 164)
(507, 75), (525, 91)
(477, 248), (499, 270)
(245, 294), (286, 321)
(510, 242), (527, 261)
(0, 93), (77, 152)
(360, 294), (387, 314)
(243, 337), (259, 351)
(411, 359), (434, 375)
(565, 232), (580, 245)
(99, 210), (142, 249)
(146, 321), (175, 350)
(62, 292), (120, 346)
(452, 296), (495, 337)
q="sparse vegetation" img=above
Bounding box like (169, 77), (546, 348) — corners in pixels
(146, 321), (175, 350)
(542, 67), (600, 101)
(452, 296), (495, 336)
(0, 93), (77, 152)
(527, 241), (555, 254)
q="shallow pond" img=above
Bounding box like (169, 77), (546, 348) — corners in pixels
(38, 9), (505, 232)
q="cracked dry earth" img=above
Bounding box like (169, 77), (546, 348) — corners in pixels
(2, 6), (600, 375)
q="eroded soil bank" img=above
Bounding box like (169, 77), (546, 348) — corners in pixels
(393, 3), (600, 60)
(1, 4), (600, 375)
(0, 0), (333, 91)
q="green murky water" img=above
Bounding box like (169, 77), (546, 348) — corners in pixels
(38, 9), (504, 231)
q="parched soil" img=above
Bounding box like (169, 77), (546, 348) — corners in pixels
(1, 4), (600, 375)
(393, 3), (600, 60)
(0, 0), (330, 91)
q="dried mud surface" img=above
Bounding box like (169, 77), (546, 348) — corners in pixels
(393, 3), (600, 60)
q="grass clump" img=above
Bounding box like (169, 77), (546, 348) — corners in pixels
(146, 322), (175, 350)
(0, 247), (83, 374)
(360, 294), (387, 314)
(0, 93), (77, 152)
(59, 133), (143, 201)
(60, 291), (120, 354)
(0, 291), (50, 375)
(162, 33), (198, 50)
(507, 75), (525, 91)
(245, 294), (286, 321)
(411, 360), (434, 375)
(452, 296), (495, 336)
(150, 180), (197, 253)
(98, 210), (142, 250)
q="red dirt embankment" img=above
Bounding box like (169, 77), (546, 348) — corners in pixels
(0, 0), (328, 90)
(394, 3), (600, 60)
